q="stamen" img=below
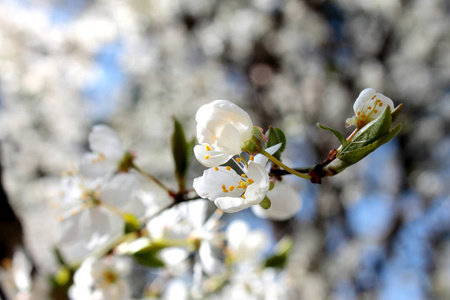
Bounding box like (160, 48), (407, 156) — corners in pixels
(205, 144), (212, 151)
(357, 111), (361, 116)
(204, 155), (210, 160)
(226, 166), (231, 171)
(242, 195), (246, 199)
(379, 102), (383, 107)
(222, 184), (226, 190)
(250, 155), (254, 161)
(248, 178), (254, 183)
(361, 113), (366, 118)
(236, 158), (242, 163)
(223, 189), (229, 193)
(374, 109), (378, 113)
(229, 185), (235, 191)
(372, 95), (376, 100)
(214, 167), (219, 171)
(241, 174), (247, 178)
(367, 106), (372, 110)
(242, 185), (247, 189)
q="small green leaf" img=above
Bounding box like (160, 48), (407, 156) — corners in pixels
(266, 127), (287, 159)
(123, 213), (140, 233)
(264, 237), (293, 268)
(132, 249), (165, 268)
(391, 103), (403, 123)
(269, 182), (275, 191)
(317, 123), (348, 147)
(338, 123), (402, 164)
(259, 196), (271, 209)
(339, 106), (392, 155)
(171, 118), (189, 191)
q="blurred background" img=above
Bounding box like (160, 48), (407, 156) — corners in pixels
(0, 0), (449, 299)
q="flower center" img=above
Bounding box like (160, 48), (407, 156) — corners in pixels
(215, 156), (255, 197)
(356, 96), (384, 127)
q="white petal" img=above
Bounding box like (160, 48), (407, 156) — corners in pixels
(199, 242), (225, 276)
(226, 220), (250, 250)
(345, 116), (357, 127)
(214, 196), (251, 213)
(194, 144), (232, 167)
(89, 125), (123, 160)
(193, 167), (243, 200)
(244, 162), (270, 205)
(79, 152), (116, 178)
(353, 88), (376, 113)
(100, 173), (138, 208)
(253, 143), (282, 166)
(251, 183), (301, 221)
(217, 123), (243, 155)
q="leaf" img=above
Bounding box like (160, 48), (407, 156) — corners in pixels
(266, 127), (287, 159)
(339, 106), (392, 154)
(391, 103), (403, 123)
(171, 118), (189, 190)
(259, 196), (271, 209)
(132, 249), (165, 268)
(123, 213), (140, 233)
(264, 237), (293, 268)
(338, 124), (402, 164)
(317, 123), (348, 147)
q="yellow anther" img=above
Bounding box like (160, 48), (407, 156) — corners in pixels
(91, 152), (106, 163)
(242, 195), (246, 199)
(372, 95), (376, 100)
(229, 185), (235, 191)
(250, 155), (254, 161)
(223, 189), (229, 193)
(236, 158), (242, 163)
(241, 174), (247, 178)
(379, 102), (383, 107)
(214, 167), (219, 171)
(367, 106), (372, 110)
(361, 113), (366, 118)
(204, 155), (210, 160)
(239, 181), (244, 186)
(242, 185), (248, 189)
(222, 184), (226, 189)
(205, 144), (212, 151)
(248, 178), (254, 183)
(226, 166), (231, 171)
(357, 111), (361, 116)
(374, 109), (378, 113)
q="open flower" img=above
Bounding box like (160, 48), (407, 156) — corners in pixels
(56, 171), (139, 263)
(193, 158), (269, 213)
(346, 88), (394, 129)
(194, 100), (253, 167)
(69, 256), (131, 300)
(80, 125), (129, 179)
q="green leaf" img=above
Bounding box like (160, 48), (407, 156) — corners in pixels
(171, 118), (189, 191)
(264, 237), (293, 268)
(317, 123), (348, 147)
(259, 196), (271, 209)
(123, 213), (140, 233)
(266, 127), (287, 159)
(391, 103), (403, 123)
(338, 123), (402, 164)
(132, 249), (165, 268)
(339, 106), (392, 155)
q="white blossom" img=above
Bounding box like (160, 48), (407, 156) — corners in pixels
(345, 88), (395, 128)
(194, 100), (253, 167)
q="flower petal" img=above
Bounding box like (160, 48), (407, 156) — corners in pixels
(214, 196), (252, 213)
(251, 183), (301, 220)
(79, 152), (117, 179)
(217, 123), (243, 155)
(194, 144), (232, 167)
(89, 125), (123, 160)
(244, 162), (270, 205)
(253, 143), (282, 166)
(193, 167), (243, 200)
(100, 173), (139, 208)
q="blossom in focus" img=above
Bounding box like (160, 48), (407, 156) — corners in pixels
(193, 159), (270, 213)
(194, 100), (253, 167)
(345, 88), (394, 129)
(56, 171), (139, 263)
(69, 256), (131, 300)
(80, 125), (129, 179)
(251, 182), (301, 221)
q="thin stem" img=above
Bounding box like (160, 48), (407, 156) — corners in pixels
(271, 167), (313, 176)
(260, 150), (312, 180)
(131, 163), (172, 192)
(346, 128), (359, 142)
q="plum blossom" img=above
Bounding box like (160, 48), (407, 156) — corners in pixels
(80, 125), (129, 179)
(56, 170), (140, 263)
(194, 100), (253, 167)
(193, 159), (270, 213)
(251, 182), (302, 221)
(345, 88), (394, 129)
(69, 256), (131, 300)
